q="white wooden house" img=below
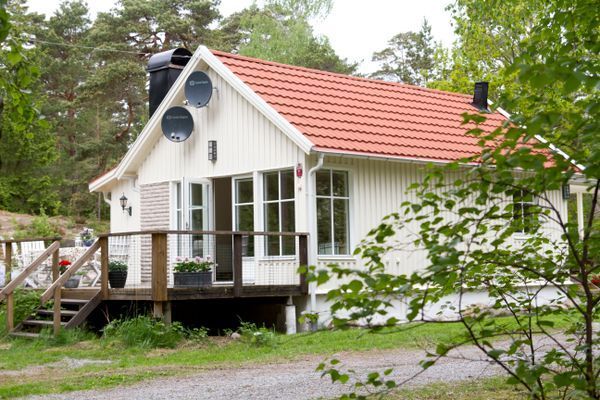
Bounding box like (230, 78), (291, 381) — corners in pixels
(89, 46), (585, 327)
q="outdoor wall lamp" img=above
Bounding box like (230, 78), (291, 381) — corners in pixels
(119, 193), (132, 216)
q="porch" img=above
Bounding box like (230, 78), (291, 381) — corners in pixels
(0, 230), (308, 337)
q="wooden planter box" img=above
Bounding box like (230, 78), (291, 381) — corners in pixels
(174, 271), (212, 288)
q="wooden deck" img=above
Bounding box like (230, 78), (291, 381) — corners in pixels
(102, 285), (303, 301)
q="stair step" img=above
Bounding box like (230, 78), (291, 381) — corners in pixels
(37, 309), (78, 317)
(60, 299), (89, 305)
(9, 332), (41, 339)
(22, 319), (67, 327)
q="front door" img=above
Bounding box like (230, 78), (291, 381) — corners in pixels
(176, 180), (209, 258)
(213, 177), (233, 281)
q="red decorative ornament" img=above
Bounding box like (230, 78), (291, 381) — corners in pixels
(296, 163), (303, 178)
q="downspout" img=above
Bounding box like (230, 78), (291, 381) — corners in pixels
(307, 152), (324, 330)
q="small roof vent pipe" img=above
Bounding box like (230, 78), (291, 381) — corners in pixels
(472, 81), (489, 111)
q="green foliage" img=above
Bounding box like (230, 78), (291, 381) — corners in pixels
(311, 0), (600, 398)
(108, 260), (127, 273)
(102, 315), (184, 348)
(237, 321), (278, 347)
(12, 209), (62, 239)
(0, 289), (40, 337)
(223, 0), (357, 74)
(173, 256), (213, 272)
(371, 19), (440, 86)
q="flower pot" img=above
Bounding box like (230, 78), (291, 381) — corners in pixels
(108, 271), (128, 288)
(82, 239), (94, 247)
(64, 276), (81, 288)
(174, 271), (212, 288)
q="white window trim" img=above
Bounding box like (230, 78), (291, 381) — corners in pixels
(263, 169), (296, 257)
(315, 168), (352, 257)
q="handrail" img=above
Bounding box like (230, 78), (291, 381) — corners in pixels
(0, 241), (61, 302)
(0, 237), (62, 244)
(97, 230), (310, 238)
(40, 240), (101, 304)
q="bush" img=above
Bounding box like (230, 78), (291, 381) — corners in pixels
(108, 260), (127, 272)
(102, 315), (184, 348)
(238, 321), (278, 347)
(0, 289), (40, 337)
(13, 209), (62, 239)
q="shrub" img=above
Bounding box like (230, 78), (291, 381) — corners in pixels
(0, 289), (40, 337)
(173, 256), (214, 272)
(102, 315), (184, 348)
(238, 321), (278, 347)
(108, 260), (127, 272)
(13, 209), (61, 239)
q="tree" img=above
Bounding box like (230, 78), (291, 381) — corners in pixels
(306, 0), (599, 398)
(221, 0), (357, 74)
(0, 0), (58, 214)
(370, 19), (438, 86)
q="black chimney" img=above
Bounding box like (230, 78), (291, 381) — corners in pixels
(472, 81), (489, 111)
(147, 48), (192, 117)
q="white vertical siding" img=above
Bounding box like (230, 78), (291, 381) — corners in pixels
(311, 155), (570, 294)
(137, 68), (306, 186)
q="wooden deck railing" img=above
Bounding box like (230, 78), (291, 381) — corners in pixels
(0, 238), (61, 332)
(1, 230), (310, 333)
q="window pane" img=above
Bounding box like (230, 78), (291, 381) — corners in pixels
(317, 198), (331, 254)
(236, 204), (254, 231)
(316, 170), (330, 196)
(237, 204), (254, 256)
(236, 179), (253, 203)
(332, 171), (348, 197)
(191, 184), (203, 206)
(191, 209), (203, 230)
(264, 172), (279, 201)
(265, 203), (280, 255)
(281, 201), (296, 255)
(280, 170), (295, 200)
(333, 199), (349, 254)
(176, 182), (181, 209)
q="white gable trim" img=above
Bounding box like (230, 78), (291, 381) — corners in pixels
(89, 46), (313, 192)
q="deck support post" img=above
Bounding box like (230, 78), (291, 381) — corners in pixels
(151, 232), (169, 324)
(4, 241), (13, 332)
(99, 237), (109, 299)
(298, 234), (308, 294)
(233, 234), (243, 298)
(4, 240), (12, 284)
(285, 296), (297, 335)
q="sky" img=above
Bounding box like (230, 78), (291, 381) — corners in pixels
(25, 0), (456, 74)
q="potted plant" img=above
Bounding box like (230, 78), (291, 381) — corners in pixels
(108, 260), (128, 288)
(173, 256), (214, 288)
(80, 228), (94, 247)
(59, 259), (81, 288)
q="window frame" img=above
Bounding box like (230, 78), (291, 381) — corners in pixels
(316, 168), (351, 256)
(512, 189), (539, 235)
(263, 169), (296, 256)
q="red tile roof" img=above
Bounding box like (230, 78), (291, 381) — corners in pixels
(213, 50), (509, 163)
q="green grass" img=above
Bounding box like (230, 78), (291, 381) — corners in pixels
(391, 376), (526, 399)
(0, 315), (571, 398)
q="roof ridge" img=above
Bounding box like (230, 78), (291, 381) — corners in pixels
(210, 49), (473, 100)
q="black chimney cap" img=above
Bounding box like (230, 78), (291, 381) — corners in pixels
(472, 81), (489, 111)
(147, 48), (192, 73)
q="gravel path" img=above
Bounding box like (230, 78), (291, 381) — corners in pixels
(24, 346), (505, 400)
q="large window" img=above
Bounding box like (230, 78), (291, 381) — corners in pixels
(316, 169), (349, 255)
(263, 170), (295, 256)
(513, 190), (538, 234)
(235, 178), (254, 256)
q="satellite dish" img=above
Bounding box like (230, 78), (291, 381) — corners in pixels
(184, 71), (213, 108)
(161, 106), (194, 143)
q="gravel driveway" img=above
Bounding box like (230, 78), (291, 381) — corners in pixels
(24, 346), (504, 400)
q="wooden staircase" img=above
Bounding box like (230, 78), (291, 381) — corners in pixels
(9, 289), (102, 339)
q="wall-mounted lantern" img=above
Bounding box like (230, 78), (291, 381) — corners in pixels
(208, 140), (217, 161)
(119, 193), (132, 216)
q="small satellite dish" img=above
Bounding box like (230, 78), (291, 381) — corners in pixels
(161, 106), (194, 143)
(184, 71), (213, 108)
